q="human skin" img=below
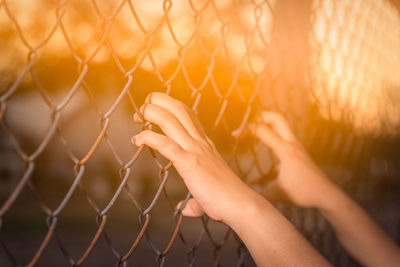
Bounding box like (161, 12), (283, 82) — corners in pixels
(131, 92), (331, 267)
(249, 111), (400, 267)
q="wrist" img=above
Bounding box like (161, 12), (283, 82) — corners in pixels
(315, 181), (349, 215)
(222, 182), (274, 229)
(303, 170), (340, 210)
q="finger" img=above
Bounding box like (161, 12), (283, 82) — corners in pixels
(145, 92), (207, 141)
(249, 123), (287, 158)
(133, 103), (195, 149)
(131, 130), (186, 162)
(258, 111), (297, 142)
(176, 198), (205, 217)
(259, 181), (287, 203)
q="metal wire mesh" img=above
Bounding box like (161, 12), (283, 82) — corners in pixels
(0, 0), (399, 266)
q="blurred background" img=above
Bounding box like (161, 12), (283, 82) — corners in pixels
(0, 0), (399, 266)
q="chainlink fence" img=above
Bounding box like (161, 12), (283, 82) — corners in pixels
(0, 0), (400, 266)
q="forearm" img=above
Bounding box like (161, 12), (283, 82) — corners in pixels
(318, 185), (400, 267)
(225, 187), (331, 267)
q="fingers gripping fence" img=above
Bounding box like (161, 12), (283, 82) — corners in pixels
(0, 0), (275, 265)
(0, 0), (400, 266)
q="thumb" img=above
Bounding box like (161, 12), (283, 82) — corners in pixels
(176, 198), (205, 217)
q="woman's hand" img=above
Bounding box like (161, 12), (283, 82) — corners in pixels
(250, 111), (337, 209)
(131, 92), (252, 223)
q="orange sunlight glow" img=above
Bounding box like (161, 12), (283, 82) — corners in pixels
(309, 0), (400, 135)
(0, 0), (274, 75)
(0, 0), (399, 136)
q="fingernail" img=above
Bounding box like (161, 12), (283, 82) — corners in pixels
(133, 112), (144, 123)
(145, 94), (152, 103)
(131, 135), (138, 145)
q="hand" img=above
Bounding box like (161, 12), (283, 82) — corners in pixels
(250, 113), (400, 267)
(250, 111), (336, 209)
(131, 92), (252, 222)
(132, 99), (333, 266)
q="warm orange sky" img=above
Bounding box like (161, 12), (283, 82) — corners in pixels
(310, 0), (400, 135)
(0, 0), (399, 135)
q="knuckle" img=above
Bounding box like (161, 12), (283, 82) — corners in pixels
(160, 136), (172, 148)
(169, 144), (183, 157)
(186, 153), (201, 166)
